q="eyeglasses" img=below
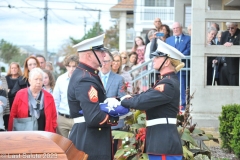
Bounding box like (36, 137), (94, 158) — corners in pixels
(121, 57), (127, 59)
(113, 60), (120, 63)
(154, 21), (161, 23)
(227, 27), (235, 30)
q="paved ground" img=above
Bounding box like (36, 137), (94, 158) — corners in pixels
(210, 146), (238, 160)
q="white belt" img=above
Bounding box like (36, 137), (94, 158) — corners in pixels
(73, 117), (86, 124)
(146, 118), (176, 127)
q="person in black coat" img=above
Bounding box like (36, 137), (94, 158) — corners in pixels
(121, 39), (185, 160)
(4, 62), (22, 130)
(213, 22), (240, 86)
(68, 34), (120, 160)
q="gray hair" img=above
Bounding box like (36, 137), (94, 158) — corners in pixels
(208, 27), (218, 34)
(148, 29), (157, 40)
(29, 68), (44, 81)
(226, 22), (238, 27)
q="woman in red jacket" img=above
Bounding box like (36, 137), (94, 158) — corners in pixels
(8, 68), (57, 132)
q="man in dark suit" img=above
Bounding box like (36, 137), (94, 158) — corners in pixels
(166, 22), (191, 109)
(214, 22), (240, 86)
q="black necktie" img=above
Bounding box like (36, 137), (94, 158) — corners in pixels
(175, 36), (180, 48)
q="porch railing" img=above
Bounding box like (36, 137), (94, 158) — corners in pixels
(128, 56), (191, 101)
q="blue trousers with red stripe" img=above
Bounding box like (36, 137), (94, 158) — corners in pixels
(148, 154), (182, 160)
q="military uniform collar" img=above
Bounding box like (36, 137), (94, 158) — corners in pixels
(78, 62), (99, 75)
(160, 72), (175, 80)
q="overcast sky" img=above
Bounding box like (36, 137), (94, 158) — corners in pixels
(0, 0), (118, 52)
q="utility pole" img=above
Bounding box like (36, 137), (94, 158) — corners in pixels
(75, 7), (101, 34)
(44, 0), (48, 60)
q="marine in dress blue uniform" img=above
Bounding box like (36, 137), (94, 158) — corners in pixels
(68, 34), (120, 160)
(121, 39), (185, 160)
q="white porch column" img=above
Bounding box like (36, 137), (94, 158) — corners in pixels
(119, 12), (126, 51)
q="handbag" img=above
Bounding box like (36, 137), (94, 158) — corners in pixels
(12, 90), (42, 131)
(13, 117), (38, 131)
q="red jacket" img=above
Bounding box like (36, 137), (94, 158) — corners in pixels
(8, 88), (57, 132)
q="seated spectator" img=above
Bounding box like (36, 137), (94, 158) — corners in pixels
(8, 68), (57, 132)
(42, 69), (55, 94)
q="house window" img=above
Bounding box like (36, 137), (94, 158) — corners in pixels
(145, 0), (174, 7)
(184, 5), (191, 27)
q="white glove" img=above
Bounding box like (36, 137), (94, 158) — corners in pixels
(104, 98), (120, 108)
(120, 95), (132, 101)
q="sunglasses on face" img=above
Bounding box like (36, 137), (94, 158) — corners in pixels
(121, 57), (127, 59)
(227, 27), (235, 30)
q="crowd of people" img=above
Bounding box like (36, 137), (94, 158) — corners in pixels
(0, 17), (239, 160)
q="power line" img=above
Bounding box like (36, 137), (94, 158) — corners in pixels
(0, 6), (173, 14)
(49, 9), (76, 25)
(22, 0), (41, 9)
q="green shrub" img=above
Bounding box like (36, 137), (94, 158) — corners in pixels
(231, 114), (240, 158)
(219, 104), (240, 152)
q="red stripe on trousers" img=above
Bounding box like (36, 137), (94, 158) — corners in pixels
(162, 155), (166, 160)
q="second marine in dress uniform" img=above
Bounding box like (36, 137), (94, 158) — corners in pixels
(121, 39), (185, 160)
(68, 34), (120, 160)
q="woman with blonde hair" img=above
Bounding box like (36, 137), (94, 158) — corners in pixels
(111, 53), (133, 94)
(10, 56), (40, 99)
(4, 62), (22, 130)
(120, 51), (131, 71)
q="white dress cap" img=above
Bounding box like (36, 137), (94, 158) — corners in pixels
(151, 39), (185, 60)
(73, 34), (105, 52)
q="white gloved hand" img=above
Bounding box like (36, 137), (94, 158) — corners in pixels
(120, 95), (132, 101)
(104, 98), (120, 108)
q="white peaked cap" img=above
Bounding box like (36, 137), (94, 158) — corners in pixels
(151, 39), (185, 60)
(72, 34), (105, 52)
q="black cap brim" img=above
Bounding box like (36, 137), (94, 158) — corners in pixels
(150, 51), (168, 57)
